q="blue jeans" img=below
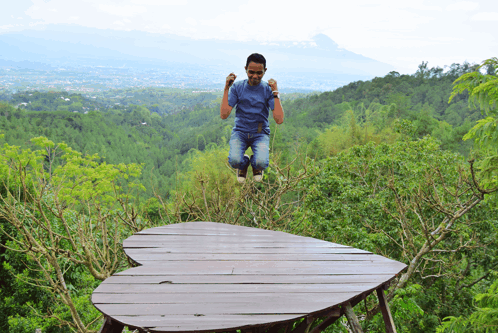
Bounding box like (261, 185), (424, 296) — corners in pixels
(228, 130), (270, 171)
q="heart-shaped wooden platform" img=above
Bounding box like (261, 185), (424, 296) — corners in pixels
(92, 222), (406, 332)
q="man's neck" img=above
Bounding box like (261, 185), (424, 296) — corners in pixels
(247, 80), (261, 87)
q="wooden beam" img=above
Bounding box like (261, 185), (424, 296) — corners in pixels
(290, 316), (314, 333)
(343, 302), (363, 333)
(243, 326), (271, 333)
(376, 288), (397, 333)
(265, 322), (290, 333)
(99, 316), (124, 333)
(309, 309), (341, 333)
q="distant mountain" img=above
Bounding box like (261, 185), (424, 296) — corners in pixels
(0, 25), (394, 90)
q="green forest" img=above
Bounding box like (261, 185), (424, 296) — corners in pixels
(0, 58), (497, 333)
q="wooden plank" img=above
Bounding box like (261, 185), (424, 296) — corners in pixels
(114, 268), (404, 276)
(111, 314), (305, 332)
(136, 229), (306, 237)
(92, 292), (358, 304)
(95, 302), (347, 316)
(132, 259), (390, 266)
(146, 325), (281, 333)
(113, 314), (304, 325)
(99, 274), (396, 285)
(147, 325), (284, 333)
(130, 261), (402, 270)
(112, 261), (406, 276)
(123, 241), (354, 248)
(122, 253), (389, 262)
(124, 247), (371, 254)
(143, 222), (274, 231)
(137, 229), (304, 236)
(112, 261), (403, 270)
(125, 235), (337, 244)
(94, 283), (381, 294)
(114, 266), (405, 276)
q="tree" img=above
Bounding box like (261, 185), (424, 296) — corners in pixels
(156, 143), (311, 231)
(296, 136), (498, 331)
(0, 135), (147, 332)
(450, 57), (498, 189)
(437, 276), (498, 332)
(434, 57), (498, 333)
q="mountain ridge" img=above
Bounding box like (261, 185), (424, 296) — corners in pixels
(0, 25), (394, 90)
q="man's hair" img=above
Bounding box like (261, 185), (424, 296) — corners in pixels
(246, 53), (266, 68)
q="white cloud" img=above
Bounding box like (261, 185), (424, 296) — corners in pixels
(471, 12), (498, 21)
(402, 3), (442, 11)
(0, 24), (15, 30)
(185, 17), (197, 26)
(29, 21), (47, 27)
(446, 1), (479, 11)
(4, 0), (498, 74)
(98, 4), (147, 17)
(130, 0), (187, 5)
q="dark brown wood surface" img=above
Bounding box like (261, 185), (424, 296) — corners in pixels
(92, 222), (407, 332)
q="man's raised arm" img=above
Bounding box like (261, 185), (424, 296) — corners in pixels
(268, 78), (284, 124)
(220, 72), (236, 119)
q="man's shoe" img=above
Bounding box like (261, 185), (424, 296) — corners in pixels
(253, 169), (263, 182)
(237, 155), (250, 183)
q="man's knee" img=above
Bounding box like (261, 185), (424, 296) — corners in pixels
(229, 154), (249, 169)
(228, 156), (242, 169)
(252, 156), (269, 171)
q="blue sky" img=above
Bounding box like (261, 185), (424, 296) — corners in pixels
(2, 0), (497, 74)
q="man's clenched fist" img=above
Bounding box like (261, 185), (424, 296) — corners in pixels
(226, 72), (237, 90)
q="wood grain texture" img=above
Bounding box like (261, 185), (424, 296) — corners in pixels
(92, 222), (407, 332)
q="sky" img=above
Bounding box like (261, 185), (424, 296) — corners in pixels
(2, 0), (497, 74)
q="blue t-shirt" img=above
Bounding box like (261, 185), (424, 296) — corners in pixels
(227, 79), (275, 134)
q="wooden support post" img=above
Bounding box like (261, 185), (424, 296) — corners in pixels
(242, 328), (263, 333)
(265, 322), (290, 333)
(99, 316), (124, 333)
(309, 308), (341, 333)
(343, 302), (363, 333)
(290, 316), (314, 333)
(255, 324), (272, 333)
(376, 288), (397, 333)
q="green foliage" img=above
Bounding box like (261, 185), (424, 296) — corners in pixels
(438, 274), (498, 333)
(365, 285), (424, 332)
(0, 137), (149, 332)
(0, 61), (494, 332)
(450, 58), (498, 114)
(450, 58), (498, 192)
(9, 91), (100, 113)
(296, 136), (498, 332)
(158, 141), (311, 231)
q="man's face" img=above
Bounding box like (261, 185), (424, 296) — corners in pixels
(245, 62), (266, 86)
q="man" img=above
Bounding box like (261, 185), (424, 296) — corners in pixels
(220, 53), (284, 183)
